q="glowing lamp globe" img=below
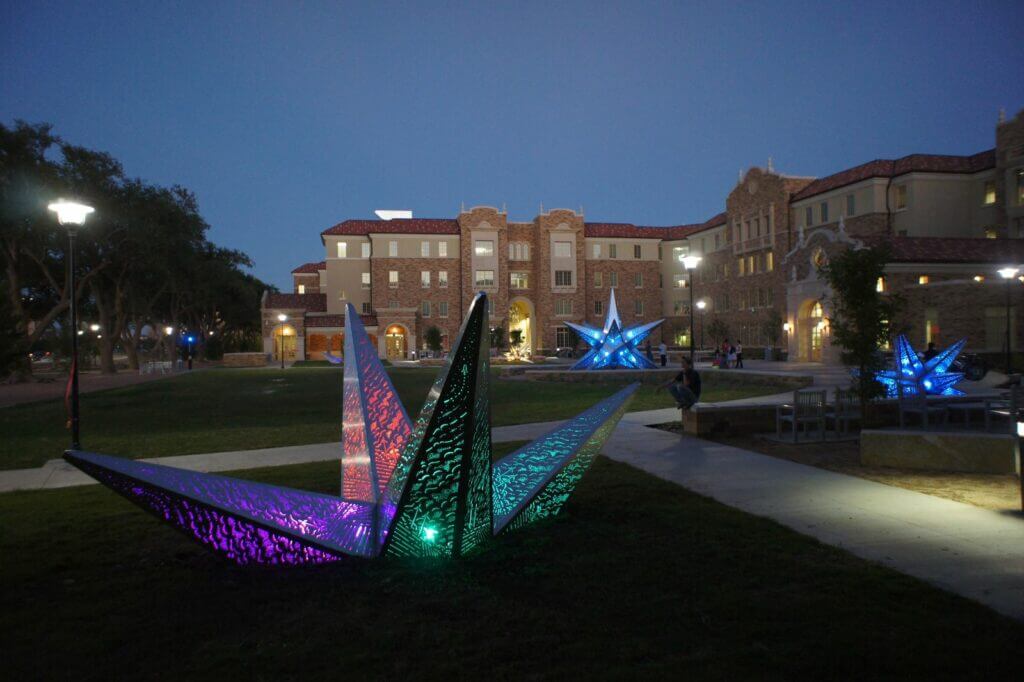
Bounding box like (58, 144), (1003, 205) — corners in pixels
(277, 314), (287, 322)
(680, 255), (702, 270)
(696, 300), (707, 310)
(164, 326), (174, 336)
(47, 200), (94, 226)
(998, 267), (1019, 280)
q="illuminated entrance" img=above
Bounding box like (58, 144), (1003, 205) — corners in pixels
(798, 300), (824, 362)
(508, 298), (534, 358)
(385, 324), (407, 359)
(273, 324), (297, 361)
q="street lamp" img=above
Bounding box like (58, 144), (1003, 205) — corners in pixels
(696, 299), (707, 351)
(48, 199), (94, 450)
(277, 313), (288, 369)
(680, 255), (702, 362)
(997, 267), (1019, 376)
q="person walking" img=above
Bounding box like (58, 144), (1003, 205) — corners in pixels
(645, 340), (655, 364)
(735, 339), (744, 368)
(720, 339), (731, 369)
(658, 341), (668, 367)
(657, 356), (702, 410)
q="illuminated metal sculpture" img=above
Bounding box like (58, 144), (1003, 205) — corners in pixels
(872, 334), (966, 397)
(566, 288), (664, 369)
(64, 294), (637, 564)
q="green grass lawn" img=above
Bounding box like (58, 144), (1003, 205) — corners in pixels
(2, 449), (1021, 679)
(0, 367), (790, 470)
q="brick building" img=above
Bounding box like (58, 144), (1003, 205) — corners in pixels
(263, 109), (1024, 365)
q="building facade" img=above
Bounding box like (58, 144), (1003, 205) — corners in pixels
(263, 109), (1024, 364)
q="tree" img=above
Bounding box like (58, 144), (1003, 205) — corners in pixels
(818, 245), (901, 416)
(424, 326), (442, 353)
(706, 317), (729, 347)
(490, 324), (505, 350)
(761, 308), (783, 348)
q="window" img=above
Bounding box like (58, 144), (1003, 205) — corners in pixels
(421, 301), (430, 317)
(594, 271), (603, 287)
(361, 302), (371, 314)
(474, 240), (494, 257)
(475, 270), (494, 287)
(925, 307), (938, 344)
(338, 290), (347, 300)
(609, 272), (618, 287)
(439, 301), (448, 318)
(673, 300), (685, 315)
(846, 194), (856, 216)
(421, 241), (430, 257)
(594, 300), (603, 315)
(767, 251), (774, 271)
(297, 284), (305, 294)
(555, 270), (573, 287)
(555, 299), (573, 316)
(509, 242), (529, 260)
(554, 241), (572, 258)
(876, 276), (885, 292)
(754, 218), (761, 236)
(985, 306), (1017, 351)
(634, 300), (644, 316)
(361, 242), (371, 258)
(421, 271), (430, 288)
(633, 244), (641, 259)
(918, 275), (929, 285)
(805, 206), (813, 226)
(593, 243), (602, 258)
(438, 271), (448, 288)
(388, 240), (398, 257)
(510, 272), (529, 289)
(608, 244), (617, 259)
(556, 326), (572, 348)
(388, 271), (398, 288)
(737, 258), (745, 276)
(894, 185), (907, 210)
(634, 272), (643, 288)
(361, 272), (370, 289)
(337, 242), (347, 258)
(674, 275), (687, 289)
(820, 201), (829, 223)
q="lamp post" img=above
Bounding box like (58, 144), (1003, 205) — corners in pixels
(696, 300), (707, 352)
(680, 255), (702, 362)
(997, 267), (1019, 376)
(164, 326), (174, 363)
(48, 199), (95, 450)
(277, 314), (288, 369)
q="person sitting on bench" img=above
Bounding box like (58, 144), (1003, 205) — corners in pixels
(657, 356), (702, 410)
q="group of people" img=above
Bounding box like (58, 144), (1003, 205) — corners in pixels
(714, 339), (744, 369)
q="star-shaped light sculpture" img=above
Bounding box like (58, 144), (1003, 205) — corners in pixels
(566, 289), (664, 370)
(872, 334), (966, 398)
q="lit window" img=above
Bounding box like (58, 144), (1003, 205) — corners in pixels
(361, 302), (371, 314)
(388, 240), (398, 257)
(634, 272), (643, 288)
(594, 272), (603, 287)
(674, 275), (687, 289)
(475, 270), (494, 287)
(388, 271), (398, 288)
(297, 284), (305, 294)
(555, 270), (573, 287)
(767, 252), (774, 271)
(894, 185), (907, 210)
(737, 258), (745, 276)
(985, 227), (998, 239)
(820, 201), (829, 223)
(421, 271), (430, 288)
(554, 241), (572, 258)
(337, 242), (347, 258)
(594, 300), (603, 315)
(609, 244), (617, 259)
(876, 276), (885, 292)
(974, 275), (985, 282)
(421, 301), (430, 317)
(474, 240), (494, 257)
(510, 272), (529, 289)
(555, 299), (573, 315)
(438, 271), (448, 288)
(593, 243), (602, 258)
(846, 194), (855, 216)
(361, 272), (371, 288)
(338, 290), (347, 300)
(439, 301), (448, 318)
(610, 272), (618, 287)
(983, 181), (996, 206)
(556, 326), (572, 347)
(918, 275), (929, 285)
(421, 241), (430, 257)
(633, 244), (641, 259)
(634, 299), (644, 316)
(361, 242), (371, 258)
(438, 241), (448, 258)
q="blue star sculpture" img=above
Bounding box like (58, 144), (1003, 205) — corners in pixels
(566, 289), (664, 370)
(872, 334), (966, 397)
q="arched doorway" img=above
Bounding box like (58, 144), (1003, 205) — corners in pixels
(384, 324), (407, 359)
(797, 300), (825, 362)
(508, 298), (534, 358)
(273, 324), (297, 361)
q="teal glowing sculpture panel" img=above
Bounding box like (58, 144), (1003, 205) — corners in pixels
(872, 335), (966, 397)
(567, 288), (664, 370)
(63, 293), (637, 565)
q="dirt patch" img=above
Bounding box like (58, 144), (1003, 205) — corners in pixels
(652, 422), (1022, 512)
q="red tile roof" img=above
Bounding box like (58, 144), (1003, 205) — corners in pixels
(860, 236), (1024, 264)
(305, 314), (378, 328)
(793, 150), (995, 202)
(264, 293), (327, 312)
(291, 261), (325, 274)
(322, 218), (460, 236)
(584, 213), (728, 240)
(661, 212), (728, 240)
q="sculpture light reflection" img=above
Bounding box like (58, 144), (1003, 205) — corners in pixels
(566, 289), (664, 370)
(871, 334), (966, 398)
(64, 293), (637, 564)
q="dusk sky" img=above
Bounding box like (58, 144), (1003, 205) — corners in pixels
(3, 1), (1022, 290)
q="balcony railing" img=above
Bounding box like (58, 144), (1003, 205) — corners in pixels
(733, 234), (773, 254)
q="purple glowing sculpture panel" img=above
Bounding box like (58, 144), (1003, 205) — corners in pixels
(64, 292), (639, 565)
